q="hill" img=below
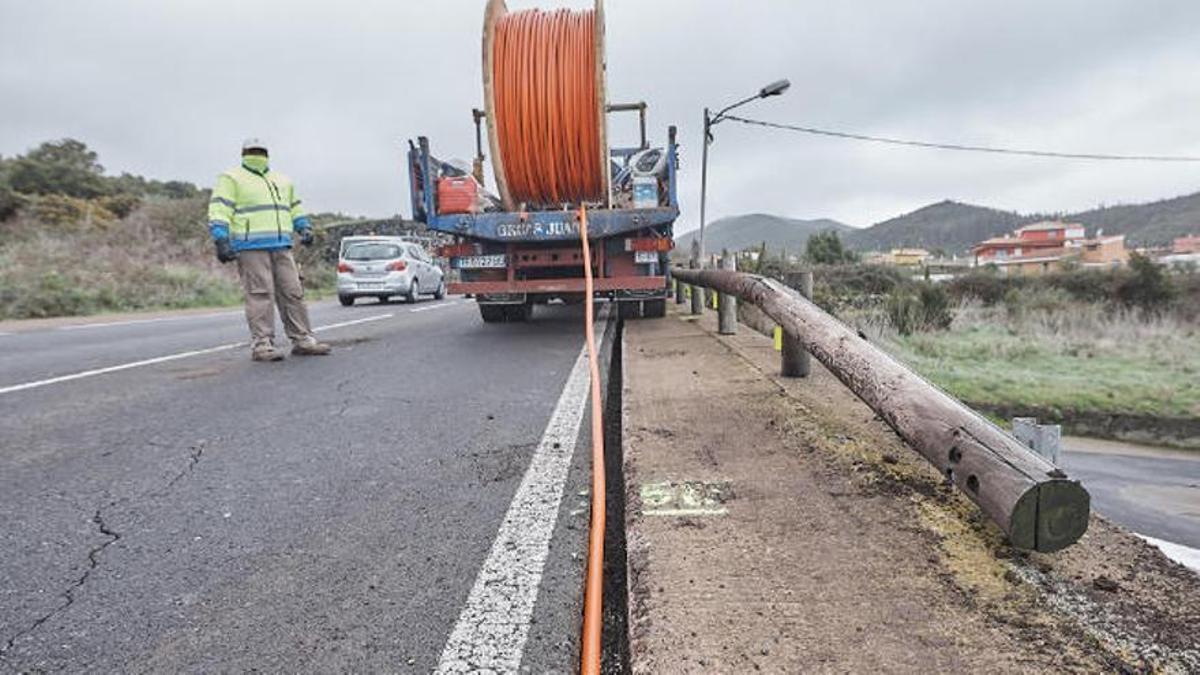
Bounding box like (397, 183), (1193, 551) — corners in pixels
(706, 189), (1200, 256)
(843, 200), (1032, 255)
(676, 213), (852, 256)
(1067, 192), (1200, 244)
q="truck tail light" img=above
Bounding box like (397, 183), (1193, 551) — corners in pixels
(625, 238), (675, 252)
(337, 262), (354, 273)
(387, 260), (408, 272)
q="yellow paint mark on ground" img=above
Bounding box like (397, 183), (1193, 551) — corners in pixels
(641, 480), (731, 516)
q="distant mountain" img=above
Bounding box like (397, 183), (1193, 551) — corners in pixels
(676, 213), (852, 257)
(1067, 192), (1200, 245)
(843, 200), (1033, 254)
(700, 190), (1200, 257)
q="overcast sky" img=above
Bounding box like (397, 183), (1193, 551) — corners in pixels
(3, 0), (1199, 232)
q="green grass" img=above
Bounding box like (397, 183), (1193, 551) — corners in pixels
(876, 308), (1200, 420)
(0, 197), (337, 320)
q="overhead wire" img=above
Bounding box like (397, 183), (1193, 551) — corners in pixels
(723, 115), (1200, 162)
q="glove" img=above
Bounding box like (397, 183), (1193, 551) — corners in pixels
(215, 238), (237, 263)
(298, 228), (315, 247)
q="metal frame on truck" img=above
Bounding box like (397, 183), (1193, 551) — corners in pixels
(407, 107), (679, 321)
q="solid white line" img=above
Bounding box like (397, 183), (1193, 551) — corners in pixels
(0, 313), (395, 396)
(409, 300), (462, 313)
(0, 342), (243, 395)
(436, 331), (603, 674)
(1139, 534), (1200, 573)
(57, 310), (242, 331)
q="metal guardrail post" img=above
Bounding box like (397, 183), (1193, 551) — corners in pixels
(1012, 417), (1062, 465)
(674, 274), (686, 304)
(670, 266), (1090, 553)
(780, 271), (812, 377)
(717, 251), (738, 335)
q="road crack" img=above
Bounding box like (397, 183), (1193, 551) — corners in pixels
(0, 508), (121, 661)
(156, 441), (205, 497)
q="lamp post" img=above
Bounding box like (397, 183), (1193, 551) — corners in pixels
(697, 79), (790, 268)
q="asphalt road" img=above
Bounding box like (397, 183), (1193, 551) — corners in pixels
(1060, 437), (1200, 551)
(0, 297), (604, 672)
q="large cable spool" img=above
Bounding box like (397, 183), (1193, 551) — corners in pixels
(483, 0), (610, 210)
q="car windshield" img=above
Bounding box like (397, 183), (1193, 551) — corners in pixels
(344, 243), (402, 261)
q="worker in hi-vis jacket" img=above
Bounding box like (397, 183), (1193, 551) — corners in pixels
(207, 139), (332, 361)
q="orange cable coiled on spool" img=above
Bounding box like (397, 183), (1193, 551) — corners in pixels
(493, 8), (604, 205)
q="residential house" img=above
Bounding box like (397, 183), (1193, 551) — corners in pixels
(1079, 234), (1129, 268)
(1174, 234), (1200, 254)
(887, 248), (931, 266)
(971, 220), (1126, 276)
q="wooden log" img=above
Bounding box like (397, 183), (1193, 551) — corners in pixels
(672, 267), (1090, 553)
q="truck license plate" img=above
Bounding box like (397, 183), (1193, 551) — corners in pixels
(634, 251), (659, 264)
(456, 254), (507, 269)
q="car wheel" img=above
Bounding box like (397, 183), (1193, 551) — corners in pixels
(434, 279), (446, 300)
(406, 279), (420, 303)
(338, 294), (355, 307)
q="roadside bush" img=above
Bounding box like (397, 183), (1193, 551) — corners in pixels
(885, 283), (954, 335)
(947, 270), (1020, 306)
(1117, 253), (1176, 315)
(98, 193), (142, 218)
(23, 194), (116, 229)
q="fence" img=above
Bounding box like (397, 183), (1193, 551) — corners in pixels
(671, 266), (1090, 553)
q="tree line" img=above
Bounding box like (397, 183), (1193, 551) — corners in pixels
(0, 139), (203, 221)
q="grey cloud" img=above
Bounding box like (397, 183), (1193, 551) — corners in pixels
(2, 0), (1197, 231)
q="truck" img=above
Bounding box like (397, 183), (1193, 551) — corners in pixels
(406, 102), (679, 323)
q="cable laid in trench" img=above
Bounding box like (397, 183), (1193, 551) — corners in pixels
(579, 205), (605, 675)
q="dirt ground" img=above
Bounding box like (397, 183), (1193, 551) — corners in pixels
(620, 305), (1200, 673)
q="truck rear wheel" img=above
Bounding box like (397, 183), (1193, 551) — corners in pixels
(479, 304), (506, 323)
(505, 302), (533, 322)
(642, 298), (666, 318)
(618, 301), (642, 320)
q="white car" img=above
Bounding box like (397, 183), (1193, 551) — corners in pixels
(337, 239), (446, 306)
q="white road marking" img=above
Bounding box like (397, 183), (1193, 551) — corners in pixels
(0, 313), (394, 396)
(311, 313), (394, 332)
(0, 343), (242, 395)
(410, 300), (462, 313)
(57, 310), (242, 331)
(436, 331), (603, 673)
(1139, 535), (1200, 573)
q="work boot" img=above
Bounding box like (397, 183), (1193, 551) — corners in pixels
(292, 335), (332, 356)
(251, 340), (285, 362)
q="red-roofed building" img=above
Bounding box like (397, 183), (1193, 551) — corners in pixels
(972, 221), (1085, 266)
(971, 221), (1127, 275)
(1174, 234), (1200, 254)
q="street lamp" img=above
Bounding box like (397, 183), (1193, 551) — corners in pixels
(697, 78), (791, 267)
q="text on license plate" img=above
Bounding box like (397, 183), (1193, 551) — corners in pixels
(358, 282), (384, 289)
(456, 254), (507, 269)
(634, 251), (659, 264)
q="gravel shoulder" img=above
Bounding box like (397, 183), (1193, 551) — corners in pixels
(621, 305), (1200, 673)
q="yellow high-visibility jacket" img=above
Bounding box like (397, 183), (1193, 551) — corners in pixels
(207, 162), (310, 251)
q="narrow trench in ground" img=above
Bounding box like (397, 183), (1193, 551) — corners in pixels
(601, 318), (632, 674)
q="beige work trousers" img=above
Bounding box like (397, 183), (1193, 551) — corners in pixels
(236, 249), (313, 345)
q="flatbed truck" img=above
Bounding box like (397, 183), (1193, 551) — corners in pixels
(407, 105), (679, 322)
